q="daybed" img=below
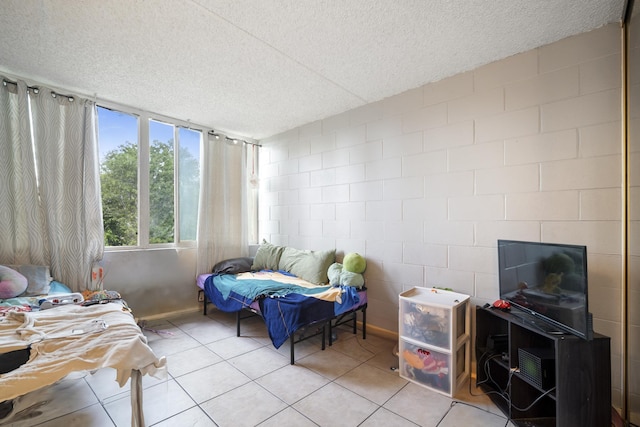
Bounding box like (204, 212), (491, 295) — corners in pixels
(0, 265), (165, 427)
(196, 243), (368, 364)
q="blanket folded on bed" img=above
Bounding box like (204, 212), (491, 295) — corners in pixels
(215, 271), (343, 302)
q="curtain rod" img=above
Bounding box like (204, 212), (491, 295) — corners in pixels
(2, 78), (38, 93)
(4, 77), (257, 137)
(2, 78), (76, 102)
(208, 130), (261, 147)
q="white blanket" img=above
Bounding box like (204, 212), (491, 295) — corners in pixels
(0, 303), (165, 402)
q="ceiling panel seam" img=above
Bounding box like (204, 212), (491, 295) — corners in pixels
(188, 0), (368, 103)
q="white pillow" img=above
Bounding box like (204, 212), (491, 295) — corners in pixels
(8, 265), (52, 295)
(0, 265), (28, 299)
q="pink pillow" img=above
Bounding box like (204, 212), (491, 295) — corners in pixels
(0, 265), (28, 299)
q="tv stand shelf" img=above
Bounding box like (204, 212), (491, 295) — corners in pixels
(476, 306), (610, 427)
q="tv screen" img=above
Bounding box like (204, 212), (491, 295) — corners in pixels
(497, 239), (592, 340)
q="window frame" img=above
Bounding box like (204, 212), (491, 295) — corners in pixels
(97, 101), (204, 251)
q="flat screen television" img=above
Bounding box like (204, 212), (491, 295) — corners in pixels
(497, 239), (593, 340)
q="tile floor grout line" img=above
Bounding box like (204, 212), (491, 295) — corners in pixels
(135, 311), (510, 427)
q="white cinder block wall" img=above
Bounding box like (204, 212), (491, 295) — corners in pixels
(259, 24), (623, 406)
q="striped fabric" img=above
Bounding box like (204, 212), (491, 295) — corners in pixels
(0, 77), (103, 291)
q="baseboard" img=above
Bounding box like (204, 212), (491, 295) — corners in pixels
(357, 321), (398, 341)
(138, 311), (399, 342)
(136, 306), (200, 323)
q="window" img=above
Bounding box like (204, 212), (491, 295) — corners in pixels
(148, 120), (175, 244)
(97, 105), (202, 248)
(97, 107), (139, 247)
(177, 127), (201, 241)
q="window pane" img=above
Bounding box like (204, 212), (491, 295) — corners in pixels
(178, 128), (200, 241)
(149, 120), (174, 244)
(97, 106), (139, 247)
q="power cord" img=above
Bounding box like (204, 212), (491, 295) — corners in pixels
(473, 352), (510, 399)
(508, 385), (556, 413)
(450, 350), (560, 426)
(434, 400), (511, 427)
(430, 350), (511, 427)
(475, 351), (557, 424)
(472, 349), (504, 392)
(441, 341), (561, 427)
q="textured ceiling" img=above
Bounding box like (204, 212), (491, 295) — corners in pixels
(0, 0), (626, 139)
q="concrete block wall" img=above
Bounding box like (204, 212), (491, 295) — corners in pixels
(259, 24), (623, 406)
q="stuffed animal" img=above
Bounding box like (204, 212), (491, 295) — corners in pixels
(327, 262), (365, 288)
(343, 252), (366, 274)
(541, 272), (563, 294)
(402, 348), (449, 377)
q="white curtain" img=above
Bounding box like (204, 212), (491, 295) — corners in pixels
(196, 137), (248, 275)
(0, 78), (104, 291)
(0, 80), (47, 265)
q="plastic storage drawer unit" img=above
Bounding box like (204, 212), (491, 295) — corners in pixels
(399, 287), (470, 397)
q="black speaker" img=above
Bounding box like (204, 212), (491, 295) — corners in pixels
(518, 347), (555, 390)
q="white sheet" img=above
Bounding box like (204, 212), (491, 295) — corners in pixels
(0, 303), (166, 402)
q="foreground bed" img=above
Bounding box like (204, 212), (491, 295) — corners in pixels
(0, 297), (165, 426)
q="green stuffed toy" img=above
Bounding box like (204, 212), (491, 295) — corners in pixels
(343, 252), (366, 274)
(327, 253), (366, 288)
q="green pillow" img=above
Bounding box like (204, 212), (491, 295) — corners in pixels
(251, 241), (285, 271)
(278, 246), (336, 285)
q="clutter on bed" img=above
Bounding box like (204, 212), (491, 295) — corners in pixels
(0, 264), (69, 312)
(1, 264), (52, 296)
(197, 244), (368, 364)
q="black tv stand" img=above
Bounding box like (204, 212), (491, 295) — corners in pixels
(506, 308), (566, 336)
(475, 305), (611, 427)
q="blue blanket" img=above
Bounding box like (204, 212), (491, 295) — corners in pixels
(260, 294), (334, 348)
(204, 277), (254, 312)
(203, 274), (361, 348)
(212, 271), (332, 301)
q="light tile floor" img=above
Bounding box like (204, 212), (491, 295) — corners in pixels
(0, 309), (515, 427)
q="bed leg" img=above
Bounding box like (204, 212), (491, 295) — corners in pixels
(130, 369), (144, 427)
(362, 306), (367, 339)
(352, 311), (357, 334)
(322, 324), (326, 350)
(328, 320), (333, 346)
(236, 311), (241, 337)
(203, 294), (208, 316)
(290, 334), (295, 365)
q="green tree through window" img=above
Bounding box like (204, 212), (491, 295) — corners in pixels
(100, 141), (138, 246)
(97, 106), (201, 247)
(149, 139), (175, 243)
